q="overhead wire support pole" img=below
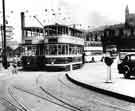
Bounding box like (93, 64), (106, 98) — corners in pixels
(2, 0), (8, 69)
(33, 16), (44, 27)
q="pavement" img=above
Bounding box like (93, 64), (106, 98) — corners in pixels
(66, 60), (135, 102)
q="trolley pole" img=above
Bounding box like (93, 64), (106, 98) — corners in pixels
(33, 15), (46, 38)
(2, 0), (8, 69)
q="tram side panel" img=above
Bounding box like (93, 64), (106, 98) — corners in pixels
(21, 56), (46, 70)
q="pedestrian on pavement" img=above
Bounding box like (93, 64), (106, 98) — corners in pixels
(12, 55), (18, 74)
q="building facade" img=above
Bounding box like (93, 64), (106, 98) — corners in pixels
(102, 5), (135, 54)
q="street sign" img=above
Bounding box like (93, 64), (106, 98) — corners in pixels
(0, 25), (14, 32)
(1, 25), (14, 39)
(6, 32), (14, 37)
(1, 31), (14, 38)
(0, 25), (14, 29)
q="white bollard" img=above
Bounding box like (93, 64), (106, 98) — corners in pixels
(105, 66), (112, 83)
(104, 52), (113, 83)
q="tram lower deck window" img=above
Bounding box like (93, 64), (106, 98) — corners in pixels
(45, 44), (83, 55)
(48, 38), (57, 43)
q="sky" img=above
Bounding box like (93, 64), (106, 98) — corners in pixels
(0, 0), (135, 42)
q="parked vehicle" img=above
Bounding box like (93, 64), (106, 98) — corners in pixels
(118, 54), (135, 78)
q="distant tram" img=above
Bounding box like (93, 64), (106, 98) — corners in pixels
(84, 41), (103, 63)
(44, 24), (85, 71)
(84, 31), (103, 63)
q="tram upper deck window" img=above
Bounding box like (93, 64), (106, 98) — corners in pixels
(45, 25), (68, 36)
(45, 25), (84, 38)
(69, 29), (84, 38)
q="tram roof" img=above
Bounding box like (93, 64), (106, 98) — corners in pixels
(23, 24), (85, 33)
(23, 27), (43, 32)
(44, 24), (84, 33)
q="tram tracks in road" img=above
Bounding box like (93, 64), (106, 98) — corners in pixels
(35, 74), (83, 111)
(7, 73), (133, 111)
(0, 97), (23, 111)
(12, 84), (131, 111)
(40, 86), (82, 111)
(40, 81), (131, 111)
(8, 87), (32, 111)
(12, 85), (83, 111)
(36, 73), (132, 111)
(55, 74), (132, 111)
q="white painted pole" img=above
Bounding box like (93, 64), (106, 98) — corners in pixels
(104, 51), (113, 83)
(105, 65), (112, 83)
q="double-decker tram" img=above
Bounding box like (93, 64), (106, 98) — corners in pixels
(44, 24), (84, 71)
(20, 27), (45, 70)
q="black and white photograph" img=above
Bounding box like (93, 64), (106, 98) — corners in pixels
(0, 0), (135, 110)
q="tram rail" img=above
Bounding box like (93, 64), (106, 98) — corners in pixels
(8, 87), (32, 111)
(7, 73), (132, 111)
(39, 85), (131, 111)
(0, 97), (23, 111)
(37, 74), (131, 111)
(40, 86), (82, 111)
(12, 86), (82, 111)
(12, 83), (131, 111)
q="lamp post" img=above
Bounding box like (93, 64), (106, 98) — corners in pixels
(2, 0), (8, 69)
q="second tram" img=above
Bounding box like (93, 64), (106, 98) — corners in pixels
(20, 27), (45, 70)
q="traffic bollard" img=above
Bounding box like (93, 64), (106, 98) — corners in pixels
(105, 66), (112, 83)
